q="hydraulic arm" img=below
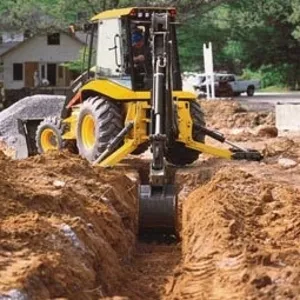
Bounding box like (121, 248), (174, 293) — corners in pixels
(139, 12), (177, 234)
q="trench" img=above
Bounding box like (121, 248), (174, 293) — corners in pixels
(108, 157), (221, 300)
(1, 151), (300, 300)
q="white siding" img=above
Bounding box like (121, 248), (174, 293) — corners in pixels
(3, 33), (84, 89)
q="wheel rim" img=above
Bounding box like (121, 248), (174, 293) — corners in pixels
(81, 114), (96, 149)
(41, 128), (59, 151)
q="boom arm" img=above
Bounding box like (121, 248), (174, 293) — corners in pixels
(139, 12), (178, 234)
(149, 12), (174, 186)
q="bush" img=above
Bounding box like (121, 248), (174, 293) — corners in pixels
(241, 64), (300, 90)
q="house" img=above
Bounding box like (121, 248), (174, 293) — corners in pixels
(0, 31), (85, 90)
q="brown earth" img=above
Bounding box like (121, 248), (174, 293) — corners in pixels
(200, 100), (275, 130)
(200, 100), (277, 142)
(168, 167), (300, 300)
(1, 100), (300, 300)
(0, 151), (139, 299)
(0, 139), (15, 158)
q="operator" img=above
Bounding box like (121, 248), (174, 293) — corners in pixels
(131, 26), (152, 89)
(131, 28), (145, 66)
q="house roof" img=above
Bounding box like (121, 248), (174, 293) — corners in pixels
(0, 42), (20, 57)
(0, 32), (86, 58)
(74, 32), (88, 44)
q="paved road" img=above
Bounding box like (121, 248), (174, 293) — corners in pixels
(236, 92), (300, 112)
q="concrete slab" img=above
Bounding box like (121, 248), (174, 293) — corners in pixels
(276, 102), (300, 134)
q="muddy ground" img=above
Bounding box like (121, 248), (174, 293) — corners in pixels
(1, 100), (300, 299)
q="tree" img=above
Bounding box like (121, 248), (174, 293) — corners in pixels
(1, 0), (299, 88)
(227, 0), (300, 88)
(289, 0), (300, 40)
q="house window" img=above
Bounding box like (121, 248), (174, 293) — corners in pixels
(41, 64), (46, 79)
(47, 33), (60, 45)
(13, 63), (23, 81)
(24, 30), (31, 39)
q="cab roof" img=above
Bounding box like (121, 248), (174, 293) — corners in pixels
(91, 7), (176, 21)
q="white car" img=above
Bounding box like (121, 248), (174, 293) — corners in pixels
(193, 73), (260, 96)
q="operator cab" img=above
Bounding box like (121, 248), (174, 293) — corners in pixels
(85, 7), (182, 91)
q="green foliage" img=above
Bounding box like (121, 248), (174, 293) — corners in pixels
(289, 0), (300, 40)
(241, 65), (295, 89)
(177, 5), (232, 72)
(62, 52), (84, 73)
(1, 0), (300, 89)
(179, 0), (300, 89)
(62, 47), (96, 72)
(259, 85), (289, 92)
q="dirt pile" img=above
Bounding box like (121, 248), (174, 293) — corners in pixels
(200, 99), (275, 131)
(1, 148), (300, 300)
(262, 137), (300, 159)
(1, 97), (300, 300)
(0, 140), (15, 158)
(0, 151), (142, 299)
(167, 167), (300, 300)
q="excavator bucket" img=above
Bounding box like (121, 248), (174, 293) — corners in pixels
(138, 184), (177, 235)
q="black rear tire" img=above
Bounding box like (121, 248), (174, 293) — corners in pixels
(247, 86), (255, 96)
(165, 101), (205, 166)
(76, 96), (123, 162)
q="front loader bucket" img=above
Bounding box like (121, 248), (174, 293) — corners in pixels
(16, 118), (43, 158)
(139, 184), (177, 235)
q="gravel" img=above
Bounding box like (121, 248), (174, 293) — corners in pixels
(0, 289), (27, 300)
(0, 94), (66, 157)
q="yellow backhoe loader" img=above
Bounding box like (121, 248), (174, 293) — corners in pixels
(21, 7), (262, 235)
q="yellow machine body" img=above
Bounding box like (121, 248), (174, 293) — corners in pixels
(80, 79), (195, 101)
(62, 78), (232, 167)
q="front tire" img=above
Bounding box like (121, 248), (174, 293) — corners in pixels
(35, 116), (64, 153)
(165, 101), (205, 166)
(76, 97), (123, 162)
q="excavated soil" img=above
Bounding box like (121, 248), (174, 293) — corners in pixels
(200, 100), (275, 130)
(200, 100), (277, 142)
(168, 167), (300, 300)
(1, 100), (300, 300)
(0, 151), (140, 299)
